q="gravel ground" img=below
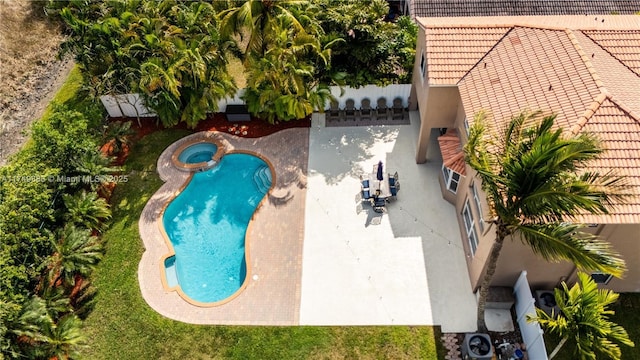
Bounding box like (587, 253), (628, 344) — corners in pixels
(0, 0), (71, 165)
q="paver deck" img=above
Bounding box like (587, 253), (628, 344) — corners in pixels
(138, 129), (308, 324)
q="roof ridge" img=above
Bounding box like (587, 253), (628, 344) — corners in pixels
(458, 27), (515, 84)
(565, 29), (608, 94)
(580, 30), (640, 78)
(570, 93), (608, 135)
(606, 95), (640, 124)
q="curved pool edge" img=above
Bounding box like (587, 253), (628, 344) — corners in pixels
(145, 131), (277, 308)
(136, 127), (308, 324)
(171, 138), (225, 172)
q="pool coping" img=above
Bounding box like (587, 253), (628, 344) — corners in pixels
(138, 129), (308, 325)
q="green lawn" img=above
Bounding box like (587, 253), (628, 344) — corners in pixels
(79, 129), (445, 359)
(543, 293), (640, 360)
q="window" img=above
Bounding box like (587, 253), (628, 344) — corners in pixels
(462, 200), (479, 255)
(463, 117), (470, 136)
(471, 183), (484, 232)
(442, 165), (461, 193)
(591, 272), (613, 284)
(420, 51), (426, 81)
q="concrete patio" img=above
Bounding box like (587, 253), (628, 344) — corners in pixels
(299, 112), (477, 332)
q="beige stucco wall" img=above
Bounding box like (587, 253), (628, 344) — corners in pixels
(451, 169), (640, 293)
(412, 25), (462, 163)
(593, 224), (640, 292)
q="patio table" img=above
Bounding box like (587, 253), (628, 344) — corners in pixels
(366, 172), (391, 198)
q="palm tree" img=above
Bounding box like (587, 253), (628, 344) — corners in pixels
(46, 225), (103, 289)
(63, 191), (111, 232)
(219, 0), (320, 58)
(11, 296), (85, 360)
(71, 151), (121, 192)
(102, 120), (135, 156)
(527, 272), (634, 359)
(241, 18), (334, 123)
(464, 111), (629, 332)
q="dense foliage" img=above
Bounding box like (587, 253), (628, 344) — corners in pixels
(0, 90), (118, 358)
(316, 0), (417, 86)
(528, 273), (634, 360)
(57, 0), (236, 128)
(53, 0), (416, 125)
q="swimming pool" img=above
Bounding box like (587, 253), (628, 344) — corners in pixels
(162, 153), (272, 304)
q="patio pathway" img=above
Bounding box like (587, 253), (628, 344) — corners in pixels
(299, 112), (477, 332)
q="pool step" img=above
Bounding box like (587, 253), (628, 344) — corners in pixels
(253, 166), (272, 193)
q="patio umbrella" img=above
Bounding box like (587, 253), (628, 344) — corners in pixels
(376, 161), (384, 190)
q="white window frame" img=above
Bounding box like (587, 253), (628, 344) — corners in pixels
(462, 200), (479, 255)
(442, 164), (461, 194)
(471, 183), (484, 232)
(591, 272), (613, 284)
(463, 116), (470, 136)
(420, 51), (426, 82)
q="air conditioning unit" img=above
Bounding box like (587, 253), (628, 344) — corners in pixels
(535, 290), (561, 317)
(461, 333), (493, 360)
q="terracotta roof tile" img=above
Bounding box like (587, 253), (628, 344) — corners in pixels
(575, 98), (640, 223)
(458, 26), (602, 132)
(425, 27), (510, 84)
(410, 0), (640, 18)
(583, 30), (640, 76)
(419, 16), (640, 223)
(437, 129), (467, 175)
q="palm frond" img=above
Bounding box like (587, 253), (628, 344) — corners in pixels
(517, 223), (626, 277)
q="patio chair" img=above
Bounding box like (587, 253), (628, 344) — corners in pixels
(344, 98), (357, 121)
(359, 98), (372, 121)
(375, 97), (389, 121)
(390, 185), (398, 199)
(391, 97), (406, 120)
(362, 188), (372, 200)
(327, 99), (341, 122)
(362, 179), (370, 188)
(373, 196), (386, 212)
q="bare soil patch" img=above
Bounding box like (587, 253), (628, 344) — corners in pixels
(0, 0), (71, 165)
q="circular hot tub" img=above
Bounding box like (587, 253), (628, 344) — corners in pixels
(172, 140), (223, 171)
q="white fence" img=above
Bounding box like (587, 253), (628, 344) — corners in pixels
(100, 94), (156, 118)
(100, 84), (412, 118)
(328, 84), (411, 109)
(513, 271), (549, 360)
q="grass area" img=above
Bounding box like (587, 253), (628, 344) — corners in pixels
(543, 293), (640, 359)
(79, 129), (445, 359)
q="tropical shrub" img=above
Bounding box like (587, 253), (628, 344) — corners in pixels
(57, 0), (236, 128)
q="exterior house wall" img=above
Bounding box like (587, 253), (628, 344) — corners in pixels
(412, 26), (461, 163)
(455, 176), (640, 292)
(592, 224), (640, 292)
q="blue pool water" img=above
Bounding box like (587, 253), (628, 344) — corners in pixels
(162, 153), (272, 303)
(178, 143), (218, 164)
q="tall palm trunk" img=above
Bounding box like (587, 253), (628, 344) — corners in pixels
(476, 224), (508, 332)
(548, 337), (568, 359)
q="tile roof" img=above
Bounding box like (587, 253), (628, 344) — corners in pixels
(573, 97), (640, 224)
(582, 30), (640, 76)
(419, 15), (640, 222)
(424, 27), (511, 85)
(410, 0), (640, 18)
(437, 129), (466, 175)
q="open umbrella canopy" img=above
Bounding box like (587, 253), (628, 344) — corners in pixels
(376, 161), (384, 181)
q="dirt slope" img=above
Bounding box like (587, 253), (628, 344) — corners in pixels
(0, 0), (72, 165)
